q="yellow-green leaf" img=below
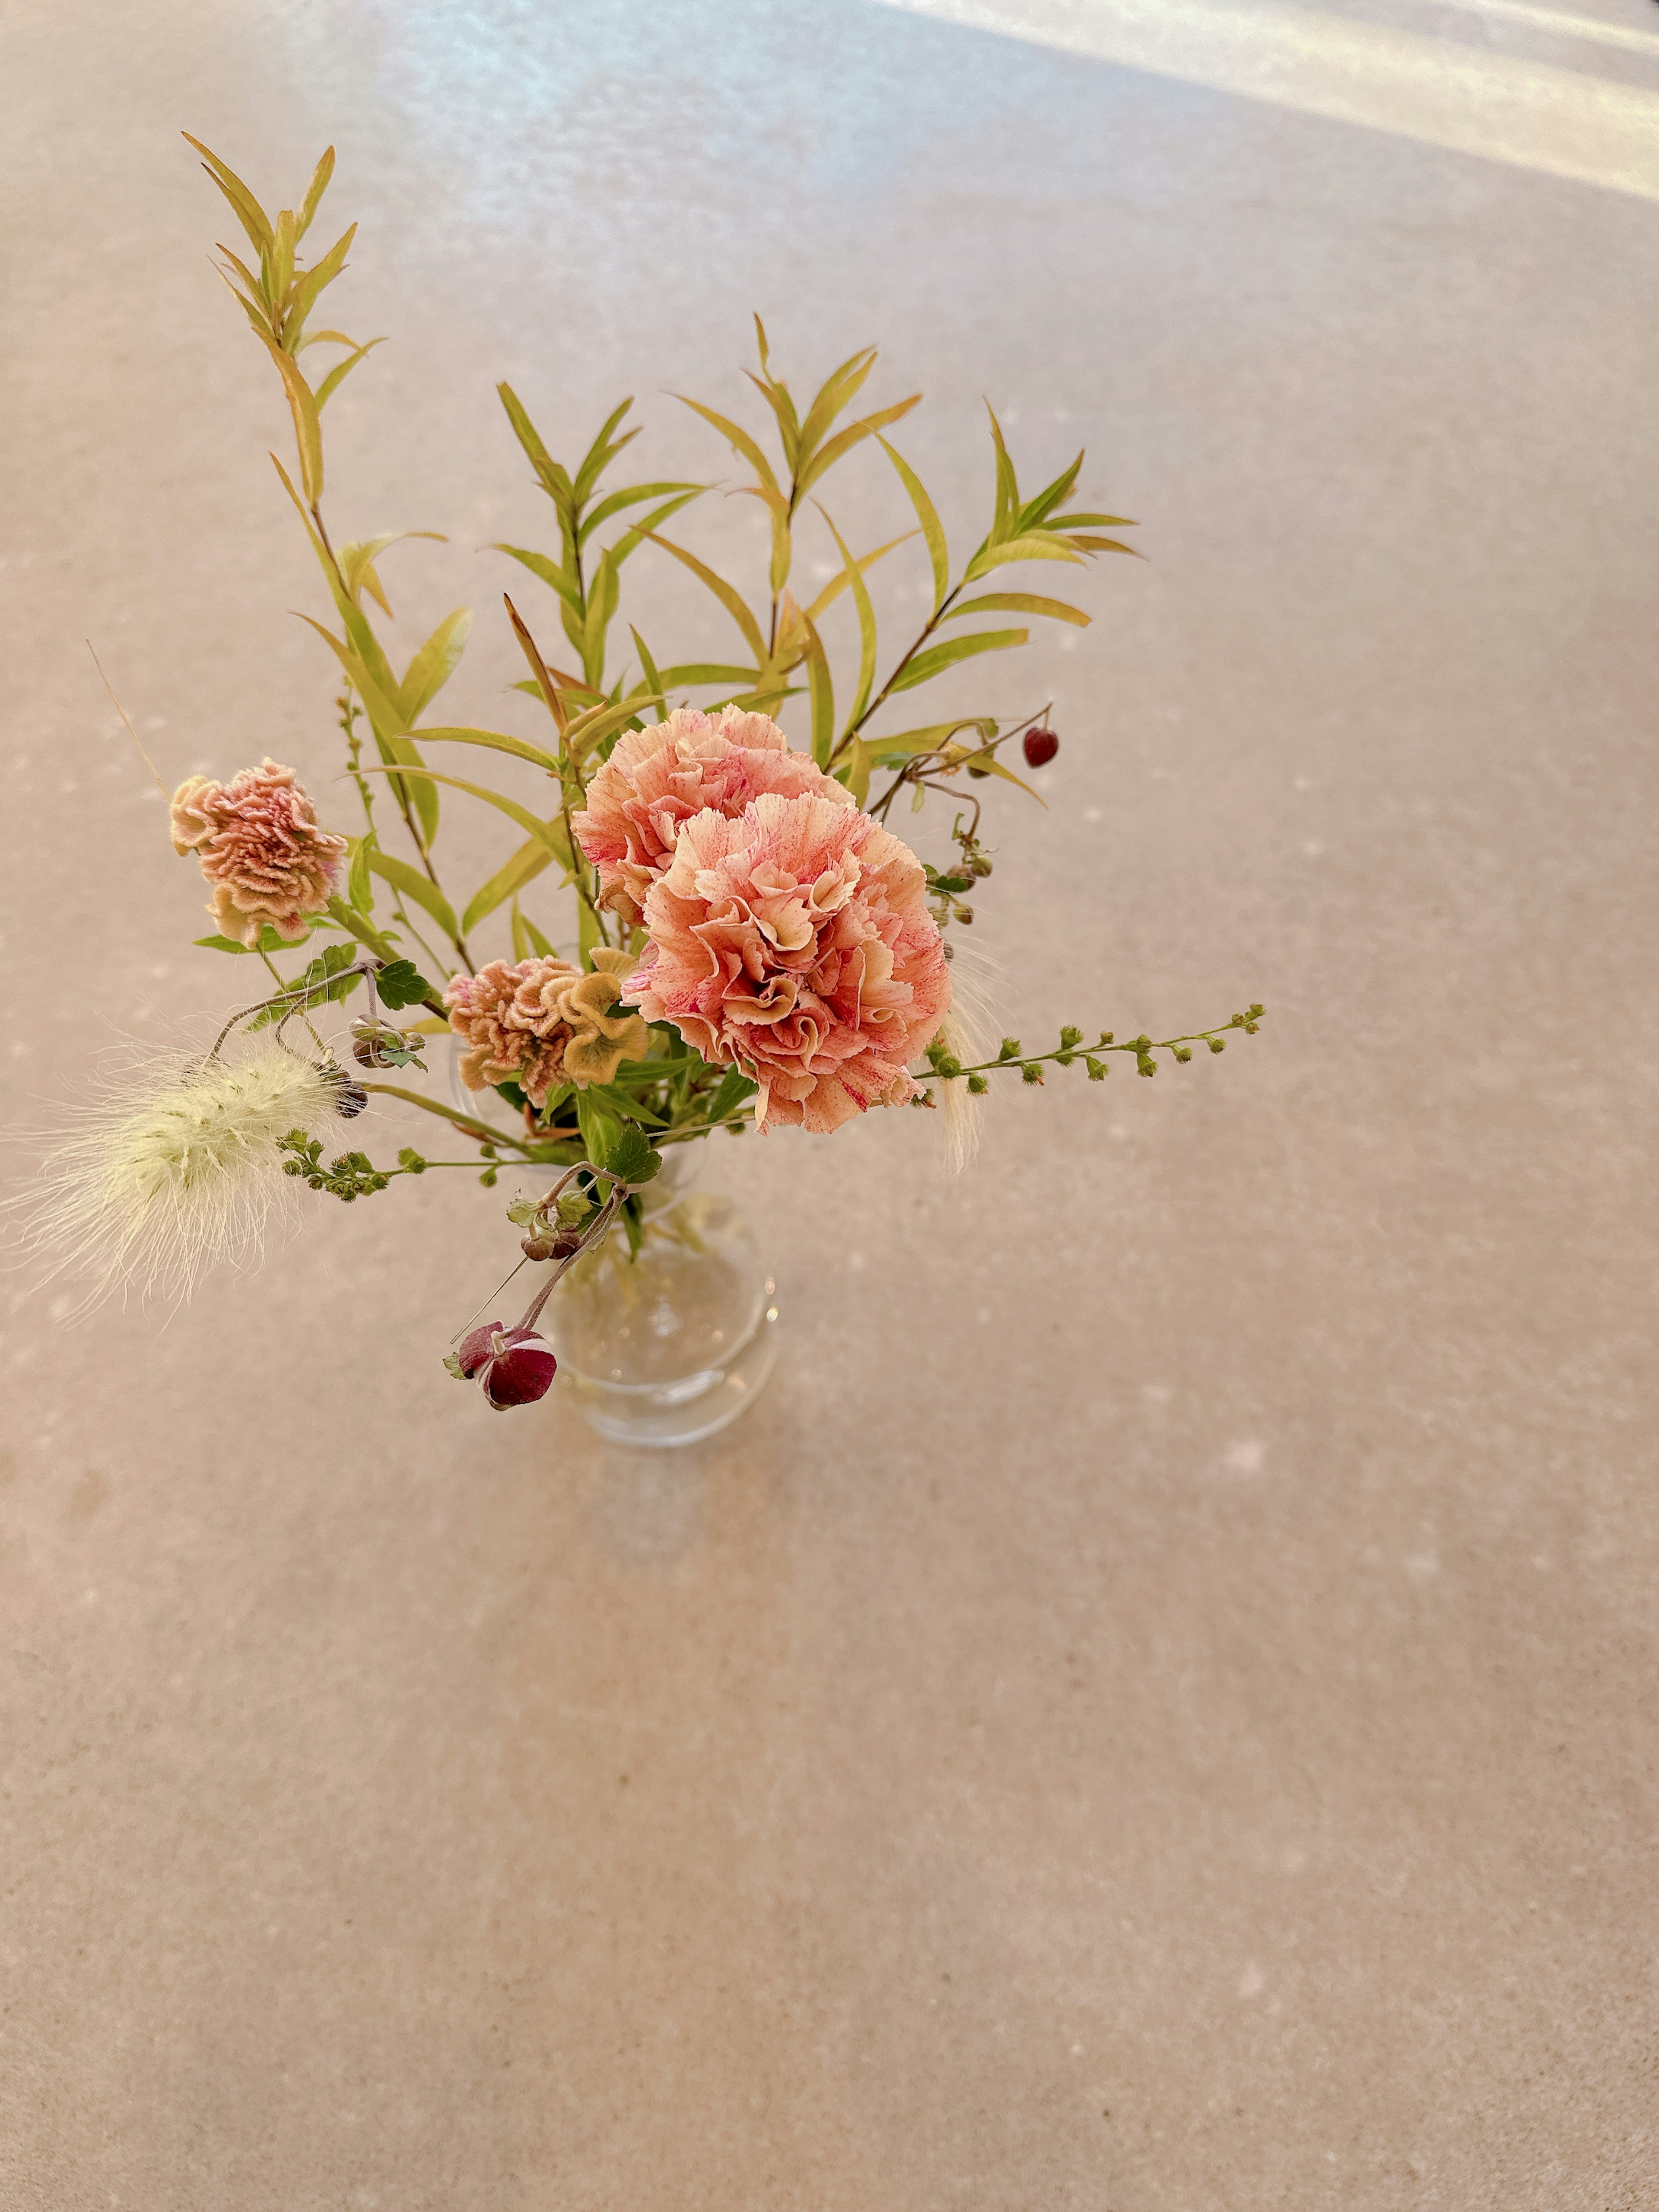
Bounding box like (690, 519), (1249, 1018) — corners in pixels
(861, 718), (994, 766)
(398, 608), (473, 724)
(833, 734), (873, 807)
(284, 222), (355, 346)
(497, 383), (574, 513)
(184, 134), (273, 257)
(815, 506), (878, 732)
(673, 394), (779, 494)
(963, 534), (1084, 584)
(795, 346), (877, 474)
(943, 592), (1090, 627)
(367, 851), (459, 942)
(877, 438), (950, 615)
(462, 836), (558, 934)
(800, 530), (915, 624)
(642, 532), (766, 662)
(361, 766), (569, 858)
(732, 483), (793, 597)
(802, 614), (835, 767)
(985, 404), (1020, 544)
(295, 146), (335, 242)
(889, 628), (1028, 693)
(794, 394), (921, 499)
(565, 693), (660, 765)
(413, 724), (561, 772)
(258, 335), (324, 504)
(312, 334), (385, 410)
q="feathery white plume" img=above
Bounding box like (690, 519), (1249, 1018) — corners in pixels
(936, 944), (1001, 1173)
(11, 1042), (351, 1313)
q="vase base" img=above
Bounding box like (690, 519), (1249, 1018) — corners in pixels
(561, 1287), (780, 1448)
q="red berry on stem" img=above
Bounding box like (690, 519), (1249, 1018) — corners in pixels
(1023, 727), (1059, 768)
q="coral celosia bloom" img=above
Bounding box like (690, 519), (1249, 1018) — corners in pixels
(573, 705), (843, 925)
(447, 948), (648, 1108)
(170, 758), (348, 947)
(628, 789), (951, 1133)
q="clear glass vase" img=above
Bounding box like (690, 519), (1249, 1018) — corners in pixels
(542, 1154), (780, 1448)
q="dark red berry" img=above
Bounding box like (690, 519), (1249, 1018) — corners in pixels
(1023, 727), (1059, 768)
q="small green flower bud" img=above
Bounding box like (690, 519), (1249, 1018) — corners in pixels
(1098, 1031), (1114, 1046)
(1056, 1050), (1076, 1068)
(967, 1074), (988, 1095)
(998, 1038), (1022, 1062)
(1137, 1057), (1157, 1078)
(1208, 1037), (1225, 1053)
(1085, 1057), (1107, 1080)
(1174, 1046), (1193, 1063)
(1060, 1026), (1083, 1049)
(1021, 1063), (1044, 1085)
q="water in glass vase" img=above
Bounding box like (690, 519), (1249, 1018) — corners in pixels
(543, 1158), (779, 1447)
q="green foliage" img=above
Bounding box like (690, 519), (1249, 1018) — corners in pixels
(248, 941), (361, 1027)
(373, 958), (439, 1011)
(188, 140), (1258, 1193)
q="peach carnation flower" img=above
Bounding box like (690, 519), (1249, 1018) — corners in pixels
(573, 705), (843, 925)
(447, 948), (648, 1109)
(627, 788), (951, 1134)
(170, 758), (348, 947)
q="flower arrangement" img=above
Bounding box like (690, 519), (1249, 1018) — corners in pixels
(25, 139), (1264, 1415)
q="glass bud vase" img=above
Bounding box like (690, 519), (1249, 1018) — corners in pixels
(543, 1154), (780, 1448)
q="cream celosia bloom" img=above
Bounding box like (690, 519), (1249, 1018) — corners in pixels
(15, 1045), (351, 1310)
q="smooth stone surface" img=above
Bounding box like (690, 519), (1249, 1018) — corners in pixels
(2, 1), (1654, 2205)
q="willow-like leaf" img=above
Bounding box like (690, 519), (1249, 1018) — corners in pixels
(795, 394), (920, 500)
(888, 627), (1027, 693)
(566, 692), (660, 765)
(794, 346), (878, 479)
(490, 543), (584, 617)
(815, 506), (878, 732)
(512, 900), (556, 959)
(413, 725), (561, 772)
(367, 852), (460, 941)
(985, 405), (1020, 546)
(1015, 451), (1084, 534)
(834, 734), (873, 807)
(581, 547), (620, 689)
(295, 146), (335, 241)
(877, 438), (950, 615)
(655, 662), (761, 688)
(1047, 511), (1136, 529)
(283, 222), (354, 347)
(340, 529), (444, 617)
(731, 483), (792, 597)
(962, 533), (1084, 583)
(1063, 534), (1142, 557)
(861, 718), (995, 766)
(943, 591), (1090, 627)
(673, 394), (779, 494)
(799, 530), (916, 624)
(642, 531), (766, 661)
(398, 607), (473, 724)
(361, 766), (568, 858)
(462, 836), (559, 934)
(573, 398), (639, 503)
(608, 489), (703, 571)
(258, 335), (324, 503)
(801, 614), (835, 767)
(629, 629), (670, 724)
(184, 134), (273, 257)
(742, 370), (801, 476)
(314, 336), (385, 410)
(581, 479), (703, 540)
(497, 383), (575, 514)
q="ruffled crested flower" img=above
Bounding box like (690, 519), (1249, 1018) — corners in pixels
(572, 705), (845, 925)
(171, 758), (348, 947)
(446, 948), (648, 1108)
(627, 788), (951, 1134)
(13, 1043), (355, 1311)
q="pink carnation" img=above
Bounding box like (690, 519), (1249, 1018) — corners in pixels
(627, 789), (952, 1134)
(572, 705), (843, 925)
(170, 758), (347, 947)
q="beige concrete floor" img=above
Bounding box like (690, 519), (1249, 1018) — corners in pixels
(3, 1), (1656, 2205)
